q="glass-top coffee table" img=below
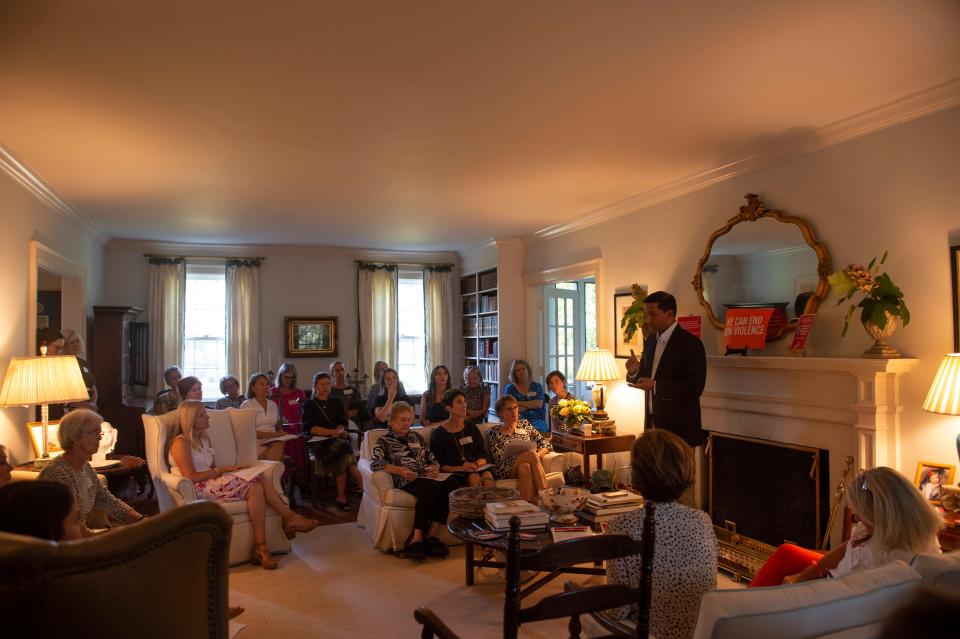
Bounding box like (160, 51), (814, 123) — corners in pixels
(447, 516), (606, 597)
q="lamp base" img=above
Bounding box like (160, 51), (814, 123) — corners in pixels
(591, 410), (609, 421)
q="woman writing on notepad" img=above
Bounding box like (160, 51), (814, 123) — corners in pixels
(430, 388), (495, 488)
(486, 395), (552, 502)
(168, 400), (318, 569)
(302, 372), (363, 511)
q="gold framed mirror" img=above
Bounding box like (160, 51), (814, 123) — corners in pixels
(692, 194), (831, 341)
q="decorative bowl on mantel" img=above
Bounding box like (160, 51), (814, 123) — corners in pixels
(539, 486), (590, 523)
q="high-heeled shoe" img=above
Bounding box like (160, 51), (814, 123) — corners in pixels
(250, 543), (278, 570)
(283, 513), (320, 538)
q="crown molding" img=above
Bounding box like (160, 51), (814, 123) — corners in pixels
(525, 78), (960, 246)
(0, 144), (107, 243)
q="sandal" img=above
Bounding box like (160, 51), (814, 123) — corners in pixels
(250, 543), (278, 570)
(336, 499), (352, 512)
(283, 513), (320, 538)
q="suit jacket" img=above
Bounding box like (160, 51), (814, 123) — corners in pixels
(627, 324), (707, 447)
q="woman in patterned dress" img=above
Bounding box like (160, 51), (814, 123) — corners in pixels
(168, 400), (318, 569)
(215, 375), (245, 409)
(485, 395), (552, 502)
(606, 429), (717, 639)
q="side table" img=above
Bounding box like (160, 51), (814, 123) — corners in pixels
(940, 511), (960, 552)
(550, 430), (636, 488)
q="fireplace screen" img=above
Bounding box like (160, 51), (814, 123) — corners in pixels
(709, 432), (829, 550)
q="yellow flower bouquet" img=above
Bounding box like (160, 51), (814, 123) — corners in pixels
(550, 397), (592, 431)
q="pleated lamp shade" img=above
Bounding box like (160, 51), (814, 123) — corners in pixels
(922, 354), (960, 416)
(0, 355), (90, 407)
(575, 349), (620, 382)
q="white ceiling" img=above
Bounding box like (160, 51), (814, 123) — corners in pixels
(1, 1), (959, 251)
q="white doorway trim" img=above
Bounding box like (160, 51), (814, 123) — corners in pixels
(28, 240), (86, 354)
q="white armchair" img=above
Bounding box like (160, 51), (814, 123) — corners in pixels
(142, 407), (291, 565)
(356, 423), (567, 551)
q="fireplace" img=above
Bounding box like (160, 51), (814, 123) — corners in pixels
(709, 432), (829, 550)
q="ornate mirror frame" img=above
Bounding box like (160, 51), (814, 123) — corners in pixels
(691, 193), (831, 341)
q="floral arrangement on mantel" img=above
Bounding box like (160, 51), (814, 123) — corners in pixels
(551, 397), (592, 431)
(619, 283), (648, 342)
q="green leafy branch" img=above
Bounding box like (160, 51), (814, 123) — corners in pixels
(828, 250), (910, 336)
(619, 284), (648, 342)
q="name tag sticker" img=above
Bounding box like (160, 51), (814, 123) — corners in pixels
(527, 392), (537, 398)
(344, 389), (353, 395)
(288, 399), (299, 405)
(409, 442), (421, 449)
(459, 436), (472, 445)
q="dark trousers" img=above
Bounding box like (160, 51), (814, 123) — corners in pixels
(401, 476), (459, 533)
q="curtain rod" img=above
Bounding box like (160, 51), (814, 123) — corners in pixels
(144, 253), (266, 261)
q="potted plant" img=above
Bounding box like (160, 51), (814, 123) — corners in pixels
(619, 283), (648, 343)
(828, 250), (910, 357)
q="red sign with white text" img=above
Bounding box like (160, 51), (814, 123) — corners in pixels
(723, 308), (774, 350)
(790, 313), (816, 351)
(678, 315), (702, 339)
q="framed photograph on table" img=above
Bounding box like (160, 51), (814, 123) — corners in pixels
(951, 244), (959, 352)
(914, 461), (954, 504)
(285, 316), (338, 358)
(614, 292), (643, 359)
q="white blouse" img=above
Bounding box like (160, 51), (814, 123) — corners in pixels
(240, 398), (280, 432)
(831, 521), (941, 578)
(168, 436), (215, 474)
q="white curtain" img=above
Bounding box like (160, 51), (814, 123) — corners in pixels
(148, 259), (185, 395)
(424, 267), (458, 376)
(358, 265), (397, 382)
(226, 261), (261, 388)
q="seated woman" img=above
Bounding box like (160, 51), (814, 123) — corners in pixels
(419, 365), (452, 427)
(430, 389), (495, 488)
(365, 360), (390, 418)
(271, 362), (307, 427)
(153, 365), (183, 415)
(0, 444), (11, 488)
(215, 375), (245, 409)
(545, 370), (572, 431)
(38, 409), (145, 534)
(502, 358), (547, 433)
(750, 466), (942, 587)
(178, 375), (204, 402)
(61, 328), (98, 411)
(460, 365), (490, 426)
(606, 430), (717, 639)
(329, 360), (362, 421)
(0, 480), (85, 541)
(371, 368), (413, 429)
(302, 372), (363, 512)
(241, 372), (287, 462)
(485, 395), (552, 502)
(169, 400), (319, 569)
(370, 402), (458, 561)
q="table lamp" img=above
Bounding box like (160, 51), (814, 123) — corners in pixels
(0, 348), (89, 467)
(922, 353), (960, 478)
(575, 348), (620, 421)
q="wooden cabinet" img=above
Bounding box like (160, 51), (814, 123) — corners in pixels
(91, 306), (147, 457)
(461, 268), (499, 406)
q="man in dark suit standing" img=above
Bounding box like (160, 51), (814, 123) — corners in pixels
(626, 291), (707, 505)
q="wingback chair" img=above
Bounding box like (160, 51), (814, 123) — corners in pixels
(357, 423), (567, 551)
(0, 501), (232, 638)
(142, 407), (291, 564)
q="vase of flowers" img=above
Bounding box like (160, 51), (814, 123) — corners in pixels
(828, 251), (910, 358)
(551, 397), (592, 432)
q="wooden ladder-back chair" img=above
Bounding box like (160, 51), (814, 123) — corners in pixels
(415, 501), (657, 639)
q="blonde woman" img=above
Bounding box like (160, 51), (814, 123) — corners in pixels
(751, 466), (943, 586)
(168, 400), (318, 569)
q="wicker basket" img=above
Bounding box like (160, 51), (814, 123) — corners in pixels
(449, 486), (520, 519)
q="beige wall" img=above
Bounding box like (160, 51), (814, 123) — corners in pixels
(103, 240), (457, 392)
(523, 105), (960, 477)
(0, 173), (104, 464)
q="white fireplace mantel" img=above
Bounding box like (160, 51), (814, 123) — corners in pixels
(704, 355), (918, 472)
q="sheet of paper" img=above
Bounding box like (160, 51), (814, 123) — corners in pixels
(420, 472), (453, 482)
(504, 440), (536, 457)
(227, 463), (271, 482)
(307, 435), (331, 442)
(260, 433), (298, 444)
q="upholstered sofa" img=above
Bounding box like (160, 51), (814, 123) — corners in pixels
(0, 501), (232, 638)
(356, 423), (567, 551)
(142, 407), (292, 565)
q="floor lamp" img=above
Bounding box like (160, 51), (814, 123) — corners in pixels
(0, 349), (90, 468)
(922, 353), (960, 479)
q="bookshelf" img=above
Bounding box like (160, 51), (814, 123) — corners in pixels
(461, 267), (499, 405)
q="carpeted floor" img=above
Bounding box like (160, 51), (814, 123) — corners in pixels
(228, 521), (744, 638)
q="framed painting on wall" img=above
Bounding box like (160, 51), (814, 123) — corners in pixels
(951, 244), (959, 352)
(285, 316), (338, 358)
(614, 292), (643, 359)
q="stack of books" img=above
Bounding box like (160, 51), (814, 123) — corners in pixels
(577, 490), (644, 524)
(484, 499), (549, 531)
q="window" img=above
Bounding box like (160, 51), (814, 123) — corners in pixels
(543, 277), (597, 399)
(397, 269), (427, 393)
(183, 264), (227, 400)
